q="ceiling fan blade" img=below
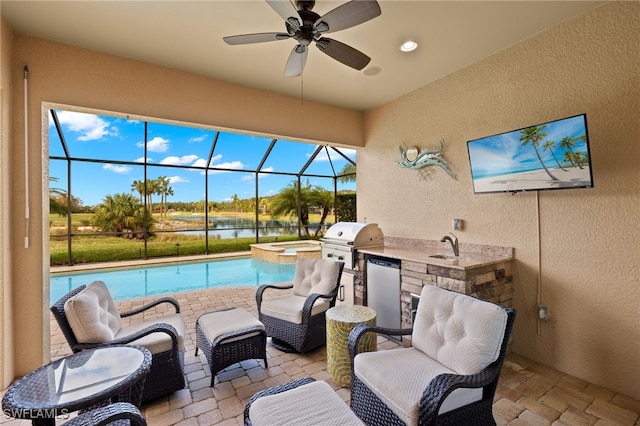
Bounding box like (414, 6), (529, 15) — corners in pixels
(314, 0), (381, 34)
(316, 38), (371, 70)
(266, 0), (301, 28)
(223, 32), (290, 45)
(284, 45), (308, 77)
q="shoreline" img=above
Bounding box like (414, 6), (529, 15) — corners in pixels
(473, 166), (592, 192)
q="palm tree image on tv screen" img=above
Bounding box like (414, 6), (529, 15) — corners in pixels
(467, 114), (593, 194)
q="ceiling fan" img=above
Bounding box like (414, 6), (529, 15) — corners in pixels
(223, 0), (382, 77)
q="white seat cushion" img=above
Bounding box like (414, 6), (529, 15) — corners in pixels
(354, 347), (482, 424)
(63, 281), (122, 343)
(117, 313), (185, 354)
(198, 308), (264, 344)
(260, 295), (330, 324)
(249, 380), (364, 426)
(412, 285), (507, 374)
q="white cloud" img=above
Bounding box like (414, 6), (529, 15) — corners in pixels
(103, 164), (130, 174)
(189, 135), (207, 143)
(53, 110), (115, 141)
(191, 158), (208, 168)
(169, 176), (189, 184)
(147, 136), (170, 152)
(137, 136), (170, 152)
(208, 161), (245, 174)
(134, 156), (147, 163)
(160, 154), (199, 166)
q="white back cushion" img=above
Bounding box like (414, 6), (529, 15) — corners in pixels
(412, 285), (507, 375)
(64, 281), (122, 343)
(292, 258), (341, 297)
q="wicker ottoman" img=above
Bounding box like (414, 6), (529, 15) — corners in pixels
(244, 377), (364, 426)
(195, 308), (267, 387)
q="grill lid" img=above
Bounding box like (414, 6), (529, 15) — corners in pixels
(322, 222), (384, 247)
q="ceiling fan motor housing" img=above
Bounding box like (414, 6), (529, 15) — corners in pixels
(296, 0), (316, 12)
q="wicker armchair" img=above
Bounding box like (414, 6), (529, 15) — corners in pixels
(51, 281), (186, 404)
(256, 258), (344, 353)
(349, 285), (516, 426)
(63, 402), (147, 425)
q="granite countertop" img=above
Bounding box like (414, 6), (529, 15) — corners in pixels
(359, 245), (513, 270)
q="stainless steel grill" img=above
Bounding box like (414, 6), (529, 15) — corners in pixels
(321, 222), (384, 270)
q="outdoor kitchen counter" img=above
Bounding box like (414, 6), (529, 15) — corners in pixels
(356, 238), (514, 322)
(358, 245), (513, 271)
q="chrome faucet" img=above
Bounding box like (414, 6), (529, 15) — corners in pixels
(440, 233), (459, 257)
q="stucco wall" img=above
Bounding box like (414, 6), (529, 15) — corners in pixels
(1, 17), (15, 389)
(360, 2), (639, 398)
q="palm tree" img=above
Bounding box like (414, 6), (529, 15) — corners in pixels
(519, 125), (558, 181)
(270, 181), (311, 234)
(90, 192), (152, 237)
(338, 163), (356, 184)
(131, 180), (145, 204)
(49, 177), (68, 216)
(157, 176), (173, 219)
(147, 179), (160, 214)
(559, 135), (584, 169)
(308, 186), (334, 237)
(231, 194), (239, 212)
(542, 140), (567, 171)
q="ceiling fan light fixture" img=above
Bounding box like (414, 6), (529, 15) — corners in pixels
(400, 40), (418, 52)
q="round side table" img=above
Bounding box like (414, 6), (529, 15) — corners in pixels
(326, 305), (376, 387)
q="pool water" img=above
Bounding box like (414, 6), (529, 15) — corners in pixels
(50, 257), (296, 303)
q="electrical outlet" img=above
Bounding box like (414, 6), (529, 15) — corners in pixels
(452, 218), (463, 231)
(537, 304), (549, 322)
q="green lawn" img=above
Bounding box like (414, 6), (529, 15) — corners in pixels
(49, 211), (319, 265)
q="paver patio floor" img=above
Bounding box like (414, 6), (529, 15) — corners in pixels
(3, 286), (638, 425)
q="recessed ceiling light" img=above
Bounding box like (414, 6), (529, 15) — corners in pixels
(363, 66), (382, 76)
(400, 40), (418, 52)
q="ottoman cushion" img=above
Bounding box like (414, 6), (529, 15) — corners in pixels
(198, 309), (264, 343)
(248, 380), (364, 426)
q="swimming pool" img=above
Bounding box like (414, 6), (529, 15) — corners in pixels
(50, 257), (296, 303)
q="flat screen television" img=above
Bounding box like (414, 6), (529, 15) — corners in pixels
(467, 113), (594, 194)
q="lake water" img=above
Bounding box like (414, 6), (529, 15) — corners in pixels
(173, 215), (326, 238)
(50, 257), (295, 302)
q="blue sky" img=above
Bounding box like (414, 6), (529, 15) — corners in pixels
(467, 115), (590, 179)
(49, 110), (356, 207)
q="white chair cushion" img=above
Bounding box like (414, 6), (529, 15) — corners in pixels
(354, 347), (482, 424)
(116, 313), (185, 354)
(292, 258), (341, 297)
(63, 281), (122, 343)
(249, 380), (364, 426)
(198, 308), (264, 344)
(260, 295), (331, 324)
(412, 285), (507, 374)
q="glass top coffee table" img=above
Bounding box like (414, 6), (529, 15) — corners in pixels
(2, 345), (151, 426)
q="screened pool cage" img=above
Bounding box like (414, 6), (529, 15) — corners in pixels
(49, 109), (356, 265)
